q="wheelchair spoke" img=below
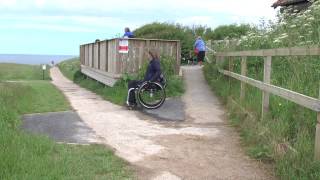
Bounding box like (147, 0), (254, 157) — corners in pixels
(137, 82), (166, 109)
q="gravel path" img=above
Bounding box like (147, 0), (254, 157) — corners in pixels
(50, 66), (274, 180)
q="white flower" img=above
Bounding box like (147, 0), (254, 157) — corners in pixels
(273, 39), (281, 43)
(307, 17), (315, 21)
(280, 21), (287, 26)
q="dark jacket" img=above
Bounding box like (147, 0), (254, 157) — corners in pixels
(144, 59), (161, 82)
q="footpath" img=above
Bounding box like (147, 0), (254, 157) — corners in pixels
(50, 66), (274, 180)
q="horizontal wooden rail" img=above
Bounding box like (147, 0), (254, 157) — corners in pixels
(213, 45), (320, 160)
(219, 69), (320, 112)
(216, 46), (320, 57)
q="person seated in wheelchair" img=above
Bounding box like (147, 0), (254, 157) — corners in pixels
(127, 49), (164, 107)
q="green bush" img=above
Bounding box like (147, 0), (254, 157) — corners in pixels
(207, 24), (252, 40)
(134, 22), (194, 61)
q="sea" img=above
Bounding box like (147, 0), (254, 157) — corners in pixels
(0, 54), (76, 65)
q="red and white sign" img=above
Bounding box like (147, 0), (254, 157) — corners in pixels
(119, 39), (129, 53)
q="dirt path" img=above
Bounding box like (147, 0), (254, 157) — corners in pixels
(50, 66), (274, 180)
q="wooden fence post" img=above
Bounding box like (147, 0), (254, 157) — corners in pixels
(229, 57), (234, 94)
(240, 56), (247, 102)
(229, 57), (234, 71)
(98, 42), (100, 70)
(92, 43), (95, 68)
(315, 85), (320, 160)
(176, 41), (181, 74)
(261, 56), (272, 119)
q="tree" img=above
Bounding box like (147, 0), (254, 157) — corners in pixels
(134, 22), (194, 60)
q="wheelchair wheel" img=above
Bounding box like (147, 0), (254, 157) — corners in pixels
(137, 81), (166, 109)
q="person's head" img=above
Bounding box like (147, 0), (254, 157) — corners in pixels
(148, 49), (160, 60)
(197, 36), (202, 40)
(125, 27), (130, 32)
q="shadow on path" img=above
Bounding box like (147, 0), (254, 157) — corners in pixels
(22, 111), (101, 144)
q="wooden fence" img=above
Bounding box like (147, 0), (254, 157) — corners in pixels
(80, 38), (181, 86)
(213, 46), (320, 160)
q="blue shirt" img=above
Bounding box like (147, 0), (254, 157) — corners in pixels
(144, 59), (161, 82)
(194, 38), (206, 51)
(123, 31), (134, 38)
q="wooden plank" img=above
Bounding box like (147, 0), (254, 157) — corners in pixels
(93, 43), (99, 69)
(218, 69), (320, 112)
(81, 38), (181, 75)
(81, 65), (121, 78)
(139, 41), (145, 70)
(176, 41), (181, 74)
(115, 39), (121, 74)
(99, 41), (107, 71)
(215, 46), (320, 57)
(108, 40), (116, 73)
(80, 45), (85, 65)
(240, 56), (247, 101)
(85, 45), (89, 66)
(105, 40), (109, 72)
(81, 65), (120, 87)
(228, 57), (234, 93)
(262, 56), (272, 118)
(88, 44), (93, 67)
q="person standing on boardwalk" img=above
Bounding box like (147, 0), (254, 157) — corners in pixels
(194, 36), (206, 66)
(123, 27), (134, 38)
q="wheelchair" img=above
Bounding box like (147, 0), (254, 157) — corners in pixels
(127, 77), (166, 109)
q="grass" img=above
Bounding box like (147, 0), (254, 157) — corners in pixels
(0, 63), (50, 80)
(204, 52), (319, 178)
(3, 81), (70, 114)
(203, 2), (320, 179)
(0, 63), (133, 179)
(58, 57), (184, 105)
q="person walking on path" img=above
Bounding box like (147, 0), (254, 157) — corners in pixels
(194, 36), (206, 66)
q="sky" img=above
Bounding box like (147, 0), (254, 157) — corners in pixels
(0, 0), (278, 55)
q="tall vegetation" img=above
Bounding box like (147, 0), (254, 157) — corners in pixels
(134, 22), (194, 60)
(204, 2), (320, 179)
(134, 22), (252, 62)
(206, 24), (252, 40)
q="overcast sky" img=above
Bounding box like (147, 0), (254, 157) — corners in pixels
(0, 0), (278, 55)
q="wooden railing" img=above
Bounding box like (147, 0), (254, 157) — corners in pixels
(212, 46), (320, 159)
(80, 38), (181, 86)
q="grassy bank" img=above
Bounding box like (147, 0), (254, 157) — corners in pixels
(0, 63), (50, 80)
(0, 63), (132, 179)
(204, 61), (320, 179)
(204, 2), (320, 179)
(59, 57), (184, 105)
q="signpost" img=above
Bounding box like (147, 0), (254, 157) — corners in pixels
(42, 64), (46, 80)
(119, 39), (129, 53)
